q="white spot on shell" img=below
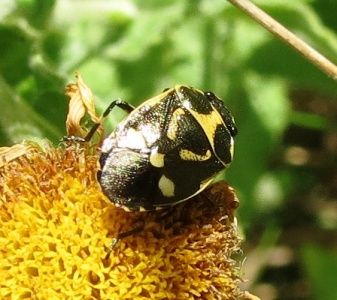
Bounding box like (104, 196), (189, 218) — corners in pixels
(118, 128), (147, 149)
(158, 175), (175, 197)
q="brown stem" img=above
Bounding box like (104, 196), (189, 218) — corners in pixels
(227, 0), (337, 81)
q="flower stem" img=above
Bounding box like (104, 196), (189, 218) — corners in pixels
(227, 0), (337, 81)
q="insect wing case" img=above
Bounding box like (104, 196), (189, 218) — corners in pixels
(98, 86), (235, 211)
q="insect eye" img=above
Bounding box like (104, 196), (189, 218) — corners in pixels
(204, 91), (215, 100)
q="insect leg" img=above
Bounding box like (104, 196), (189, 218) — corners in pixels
(104, 208), (175, 259)
(83, 99), (134, 142)
(105, 226), (144, 259)
(63, 99), (134, 142)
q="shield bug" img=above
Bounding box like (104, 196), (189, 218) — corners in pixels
(97, 85), (236, 211)
(64, 85), (237, 251)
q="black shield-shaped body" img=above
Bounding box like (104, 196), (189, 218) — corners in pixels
(98, 85), (236, 211)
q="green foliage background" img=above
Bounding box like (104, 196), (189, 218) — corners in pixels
(1, 0), (337, 299)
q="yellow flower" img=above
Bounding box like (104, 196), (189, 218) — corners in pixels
(0, 74), (259, 300)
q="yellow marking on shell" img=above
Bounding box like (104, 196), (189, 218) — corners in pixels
(187, 109), (223, 148)
(179, 149), (212, 161)
(199, 177), (215, 190)
(149, 147), (165, 168)
(228, 137), (235, 165)
(158, 175), (175, 197)
(181, 104), (228, 165)
(117, 204), (132, 212)
(167, 108), (185, 140)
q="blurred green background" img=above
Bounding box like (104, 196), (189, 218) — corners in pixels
(1, 0), (337, 299)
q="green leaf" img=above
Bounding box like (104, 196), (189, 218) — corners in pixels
(302, 245), (337, 300)
(0, 74), (62, 145)
(0, 24), (32, 85)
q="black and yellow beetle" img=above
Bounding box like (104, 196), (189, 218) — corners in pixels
(89, 85), (237, 212)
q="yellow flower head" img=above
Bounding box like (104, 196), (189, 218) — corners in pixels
(0, 75), (259, 300)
